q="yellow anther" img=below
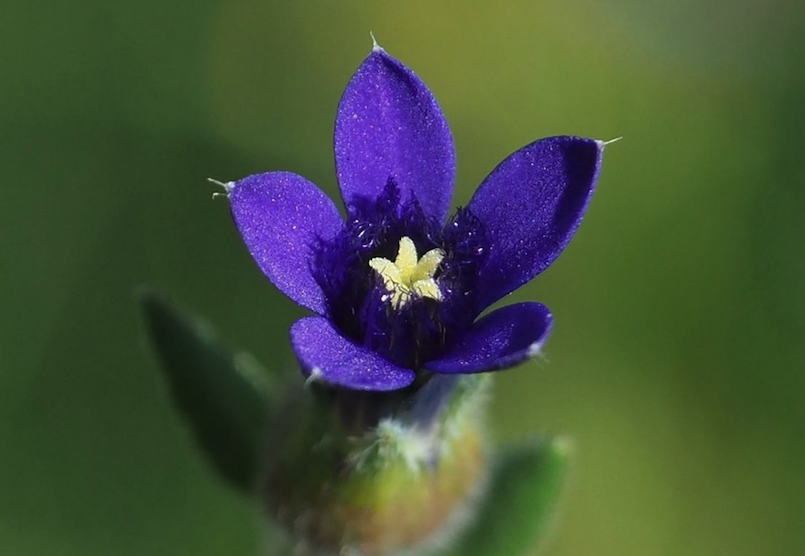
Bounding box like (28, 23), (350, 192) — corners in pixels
(369, 237), (445, 308)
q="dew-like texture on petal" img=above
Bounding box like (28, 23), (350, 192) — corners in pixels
(425, 302), (552, 374)
(334, 50), (456, 223)
(229, 172), (343, 315)
(291, 316), (416, 391)
(468, 136), (602, 312)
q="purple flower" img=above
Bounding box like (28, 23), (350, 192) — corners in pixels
(227, 45), (604, 392)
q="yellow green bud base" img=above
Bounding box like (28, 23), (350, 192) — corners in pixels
(264, 378), (490, 556)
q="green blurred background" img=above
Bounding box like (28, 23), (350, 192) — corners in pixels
(3, 0), (805, 554)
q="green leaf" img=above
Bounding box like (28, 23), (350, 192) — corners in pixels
(138, 288), (273, 494)
(442, 437), (572, 556)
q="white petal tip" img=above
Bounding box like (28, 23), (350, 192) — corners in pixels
(526, 341), (546, 358)
(599, 136), (623, 147)
(208, 177), (234, 199)
(305, 366), (324, 388)
(370, 31), (384, 53)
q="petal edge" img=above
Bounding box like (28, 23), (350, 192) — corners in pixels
(291, 317), (416, 391)
(229, 172), (343, 315)
(334, 50), (456, 223)
(468, 136), (603, 312)
(425, 303), (553, 375)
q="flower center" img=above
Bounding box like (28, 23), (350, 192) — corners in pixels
(369, 236), (444, 309)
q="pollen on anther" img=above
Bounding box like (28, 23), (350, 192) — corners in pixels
(369, 236), (444, 308)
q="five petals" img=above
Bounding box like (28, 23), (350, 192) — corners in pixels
(228, 46), (604, 391)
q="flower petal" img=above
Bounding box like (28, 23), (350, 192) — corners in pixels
(229, 172), (343, 315)
(290, 316), (416, 391)
(424, 302), (552, 374)
(468, 136), (603, 312)
(334, 48), (456, 223)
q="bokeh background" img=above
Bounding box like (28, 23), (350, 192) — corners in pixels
(3, 0), (805, 554)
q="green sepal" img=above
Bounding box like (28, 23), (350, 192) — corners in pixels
(138, 288), (273, 494)
(442, 437), (571, 556)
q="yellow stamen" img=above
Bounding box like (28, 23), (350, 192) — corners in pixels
(369, 237), (445, 308)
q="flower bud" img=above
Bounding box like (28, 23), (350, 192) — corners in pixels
(263, 375), (490, 555)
